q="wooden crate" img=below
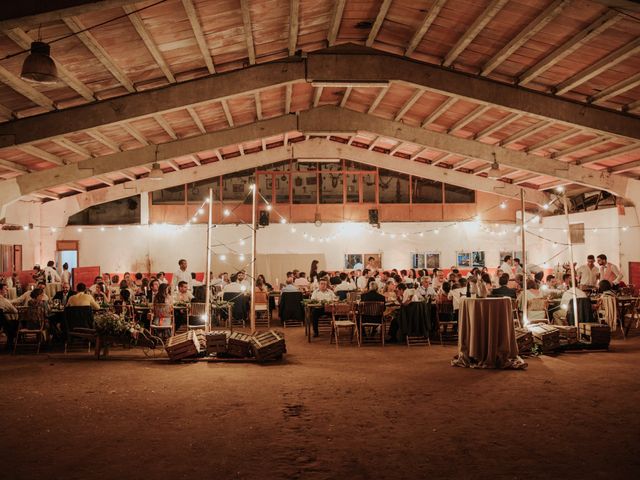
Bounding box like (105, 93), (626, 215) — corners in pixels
(251, 330), (286, 361)
(165, 330), (200, 360)
(527, 324), (560, 352)
(227, 331), (253, 358)
(515, 328), (533, 353)
(206, 330), (229, 354)
(579, 323), (610, 347)
(554, 325), (578, 345)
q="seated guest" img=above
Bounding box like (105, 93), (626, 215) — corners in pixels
(93, 282), (110, 303)
(256, 274), (272, 291)
(329, 272), (341, 286)
(222, 274), (243, 294)
(109, 275), (120, 297)
(415, 276), (437, 301)
(25, 288), (49, 332)
(334, 272), (356, 293)
(191, 272), (203, 287)
(310, 279), (337, 337)
(237, 271), (252, 291)
(151, 283), (173, 329)
(0, 282), (19, 349)
(157, 272), (168, 284)
(435, 281), (451, 304)
(552, 274), (587, 325)
(173, 281), (194, 303)
(134, 272), (143, 289)
(361, 279), (386, 303)
(12, 281), (49, 306)
(67, 283), (101, 310)
(356, 269), (370, 290)
(432, 270), (446, 290)
(113, 289), (134, 318)
(382, 281), (398, 303)
(281, 277), (300, 292)
(122, 272), (132, 288)
(479, 273), (493, 297)
(489, 274), (516, 299)
(294, 272), (310, 289)
(448, 277), (468, 312)
(89, 276), (104, 295)
(53, 282), (76, 306)
(517, 279), (546, 322)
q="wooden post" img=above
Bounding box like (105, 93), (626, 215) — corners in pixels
(521, 189), (527, 325)
(562, 193), (579, 327)
(250, 183), (257, 333)
(204, 188), (213, 332)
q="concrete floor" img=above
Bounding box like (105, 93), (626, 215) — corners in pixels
(0, 328), (638, 480)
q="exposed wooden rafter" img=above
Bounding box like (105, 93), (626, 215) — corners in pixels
(240, 0), (256, 65)
(0, 64), (55, 111)
(405, 0), (446, 56)
(181, 0), (215, 74)
(288, 0), (300, 55)
(327, 0), (346, 46)
(365, 0), (393, 47)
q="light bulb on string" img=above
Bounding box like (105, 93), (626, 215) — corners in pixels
(401, 233), (407, 238)
(198, 208), (204, 215)
(500, 202), (507, 209)
(223, 209), (230, 216)
(118, 226), (123, 231)
(239, 254), (245, 261)
(290, 227), (296, 233)
(434, 229), (439, 234)
(204, 198), (210, 203)
(593, 228), (598, 233)
(266, 204), (272, 211)
(556, 186), (565, 193)
(239, 239), (245, 245)
(77, 227), (83, 233)
(543, 203), (549, 210)
(100, 226), (105, 232)
(419, 232), (424, 237)
(50, 227), (56, 233)
(622, 226), (628, 232)
(219, 254), (227, 261)
(280, 218), (287, 224)
(191, 216), (197, 222)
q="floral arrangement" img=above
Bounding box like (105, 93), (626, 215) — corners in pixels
(93, 311), (128, 337)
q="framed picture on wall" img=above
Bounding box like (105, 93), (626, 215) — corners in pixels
(472, 251), (485, 268)
(457, 252), (471, 268)
(412, 253), (425, 269)
(364, 253), (382, 270)
(499, 250), (513, 264)
(344, 254), (363, 270)
(426, 252), (440, 269)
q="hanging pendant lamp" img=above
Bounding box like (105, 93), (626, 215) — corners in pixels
(21, 42), (59, 84)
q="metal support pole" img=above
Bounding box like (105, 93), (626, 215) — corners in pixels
(562, 193), (579, 327)
(204, 188), (213, 332)
(250, 184), (257, 333)
(520, 189), (527, 325)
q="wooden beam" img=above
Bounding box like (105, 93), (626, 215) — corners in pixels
(367, 86), (389, 114)
(52, 138), (92, 158)
(589, 72), (640, 104)
(577, 143), (640, 166)
(119, 170), (137, 181)
(166, 159), (181, 171)
(221, 100), (234, 127)
(190, 154), (201, 166)
(67, 183), (87, 193)
(298, 106), (629, 195)
(181, 0), (215, 74)
(254, 92), (263, 120)
(32, 191), (60, 200)
(552, 136), (612, 159)
(430, 152), (455, 166)
(63, 16), (135, 93)
(339, 86), (352, 108)
(365, 0), (393, 47)
(123, 4), (176, 83)
(186, 106), (206, 134)
(0, 158), (28, 173)
(554, 37), (640, 95)
(624, 99), (640, 113)
(154, 114), (177, 140)
(481, 0), (569, 76)
(499, 120), (550, 147)
(288, 0), (300, 55)
(285, 83), (293, 114)
(368, 136), (379, 151)
(609, 159), (640, 173)
(86, 130), (121, 152)
(239, 0), (256, 65)
(405, 0), (446, 56)
(3, 27), (95, 101)
(443, 0), (508, 67)
(525, 129), (581, 153)
(513, 173), (540, 185)
(0, 64), (55, 111)
(327, 0), (346, 46)
(121, 123), (149, 146)
(474, 112), (521, 140)
(312, 86), (323, 108)
(421, 97), (457, 128)
(518, 11), (620, 86)
(452, 158), (474, 170)
(97, 176), (114, 186)
(18, 145), (64, 165)
(394, 89), (424, 122)
(447, 105), (491, 134)
(0, 1), (143, 30)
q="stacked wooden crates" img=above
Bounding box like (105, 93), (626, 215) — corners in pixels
(227, 332), (254, 358)
(579, 323), (611, 348)
(166, 331), (201, 360)
(251, 330), (286, 361)
(515, 328), (533, 354)
(527, 324), (560, 353)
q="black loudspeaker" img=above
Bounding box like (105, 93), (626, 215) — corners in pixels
(259, 210), (270, 226)
(368, 209), (379, 226)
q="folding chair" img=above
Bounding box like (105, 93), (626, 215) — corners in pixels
(64, 306), (95, 353)
(150, 305), (175, 338)
(358, 301), (386, 346)
(188, 302), (209, 329)
(436, 300), (456, 345)
(328, 302), (358, 347)
(14, 307), (46, 354)
(223, 293), (247, 328)
(278, 291), (304, 327)
(527, 298), (550, 324)
(254, 291), (270, 329)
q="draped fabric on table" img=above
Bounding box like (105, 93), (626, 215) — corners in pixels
(396, 301), (432, 342)
(452, 297), (526, 369)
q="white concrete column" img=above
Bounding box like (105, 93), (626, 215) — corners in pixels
(140, 193), (150, 225)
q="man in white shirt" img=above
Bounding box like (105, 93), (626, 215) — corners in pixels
(448, 278), (468, 312)
(415, 276), (437, 301)
(222, 274), (244, 294)
(596, 254), (623, 286)
(173, 281), (194, 303)
(173, 259), (192, 292)
(356, 269), (370, 290)
(513, 258), (524, 276)
(334, 273), (356, 294)
(13, 281), (49, 306)
(431, 270), (445, 290)
(576, 255), (599, 290)
(500, 255), (514, 279)
(237, 271), (252, 292)
(553, 274), (587, 325)
(281, 278), (300, 292)
(44, 261), (61, 283)
(310, 279), (337, 337)
(293, 272), (310, 289)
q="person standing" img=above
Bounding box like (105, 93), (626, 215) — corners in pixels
(576, 255), (599, 290)
(44, 261), (61, 283)
(173, 259), (192, 292)
(500, 255), (514, 279)
(597, 254), (623, 287)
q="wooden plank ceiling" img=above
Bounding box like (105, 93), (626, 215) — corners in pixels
(0, 0), (639, 201)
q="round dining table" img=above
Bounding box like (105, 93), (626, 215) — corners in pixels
(452, 297), (527, 369)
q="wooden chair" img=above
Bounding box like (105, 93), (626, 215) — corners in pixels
(511, 298), (522, 328)
(188, 302), (209, 329)
(64, 306), (96, 353)
(327, 302), (358, 347)
(598, 295), (620, 337)
(346, 291), (361, 304)
(358, 301), (386, 346)
(279, 291), (304, 327)
(254, 291), (270, 329)
(150, 304), (174, 338)
(527, 297), (550, 324)
(436, 300), (456, 345)
(223, 292), (247, 328)
(623, 297), (640, 332)
(14, 306), (46, 354)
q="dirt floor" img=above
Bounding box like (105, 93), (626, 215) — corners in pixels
(0, 328), (639, 480)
